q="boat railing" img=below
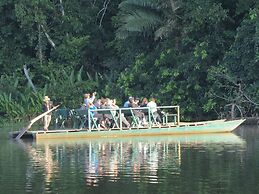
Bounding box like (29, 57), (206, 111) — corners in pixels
(53, 105), (180, 131)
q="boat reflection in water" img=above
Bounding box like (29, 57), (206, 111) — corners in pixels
(19, 133), (246, 188)
(18, 140), (59, 192)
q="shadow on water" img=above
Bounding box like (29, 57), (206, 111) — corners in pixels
(234, 123), (259, 140)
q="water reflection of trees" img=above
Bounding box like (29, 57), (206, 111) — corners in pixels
(20, 134), (246, 190)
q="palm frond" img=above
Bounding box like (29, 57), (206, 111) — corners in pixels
(154, 19), (176, 40)
(119, 0), (160, 11)
(69, 69), (75, 85)
(116, 28), (131, 39)
(117, 9), (162, 39)
(77, 66), (83, 82)
(128, 10), (161, 30)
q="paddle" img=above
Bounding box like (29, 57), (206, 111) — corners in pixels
(15, 104), (60, 140)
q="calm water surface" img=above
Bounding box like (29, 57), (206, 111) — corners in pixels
(0, 125), (259, 194)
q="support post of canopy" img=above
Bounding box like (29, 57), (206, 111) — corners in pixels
(177, 106), (180, 125)
(148, 107), (151, 129)
(119, 109), (122, 130)
(88, 109), (91, 131)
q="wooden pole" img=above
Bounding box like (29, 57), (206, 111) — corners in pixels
(15, 105), (60, 140)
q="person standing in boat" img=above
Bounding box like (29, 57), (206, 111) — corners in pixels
(42, 96), (53, 131)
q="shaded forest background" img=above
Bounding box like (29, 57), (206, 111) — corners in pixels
(0, 0), (258, 122)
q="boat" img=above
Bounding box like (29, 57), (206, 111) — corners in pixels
(10, 105), (246, 140)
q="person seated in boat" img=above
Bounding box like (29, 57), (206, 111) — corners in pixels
(147, 97), (162, 124)
(104, 98), (121, 128)
(83, 92), (96, 107)
(80, 103), (87, 110)
(96, 98), (112, 129)
(129, 97), (146, 126)
(134, 97), (140, 106)
(100, 97), (108, 109)
(94, 99), (102, 109)
(139, 97), (149, 123)
(42, 96), (53, 131)
(111, 99), (130, 128)
(88, 102), (106, 128)
(140, 97), (148, 107)
(107, 98), (118, 115)
(123, 96), (134, 108)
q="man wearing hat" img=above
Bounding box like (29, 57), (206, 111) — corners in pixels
(43, 96), (53, 131)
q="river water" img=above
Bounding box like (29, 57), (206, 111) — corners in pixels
(0, 125), (259, 194)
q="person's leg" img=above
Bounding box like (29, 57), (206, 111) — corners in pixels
(154, 112), (162, 123)
(47, 115), (52, 130)
(43, 115), (49, 131)
(134, 111), (144, 125)
(139, 112), (147, 125)
(121, 115), (130, 128)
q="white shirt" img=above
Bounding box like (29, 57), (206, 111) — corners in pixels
(147, 101), (157, 113)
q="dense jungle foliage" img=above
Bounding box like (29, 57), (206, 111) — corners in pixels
(0, 0), (258, 122)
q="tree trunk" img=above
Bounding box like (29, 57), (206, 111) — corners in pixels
(38, 24), (43, 65)
(23, 65), (37, 93)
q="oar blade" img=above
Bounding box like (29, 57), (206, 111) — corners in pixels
(15, 127), (28, 140)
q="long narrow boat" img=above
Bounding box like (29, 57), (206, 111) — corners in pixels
(10, 105), (246, 140)
(10, 118), (245, 140)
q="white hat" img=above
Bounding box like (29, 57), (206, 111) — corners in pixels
(43, 96), (50, 102)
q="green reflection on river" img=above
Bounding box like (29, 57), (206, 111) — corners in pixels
(1, 125), (259, 194)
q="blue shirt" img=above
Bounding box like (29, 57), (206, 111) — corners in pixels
(89, 105), (97, 117)
(123, 101), (129, 108)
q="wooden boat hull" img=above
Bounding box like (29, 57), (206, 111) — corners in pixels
(10, 119), (245, 140)
(33, 133), (245, 146)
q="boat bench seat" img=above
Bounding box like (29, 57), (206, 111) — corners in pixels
(141, 109), (159, 124)
(162, 113), (177, 125)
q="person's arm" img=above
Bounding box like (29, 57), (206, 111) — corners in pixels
(90, 92), (96, 103)
(49, 101), (54, 108)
